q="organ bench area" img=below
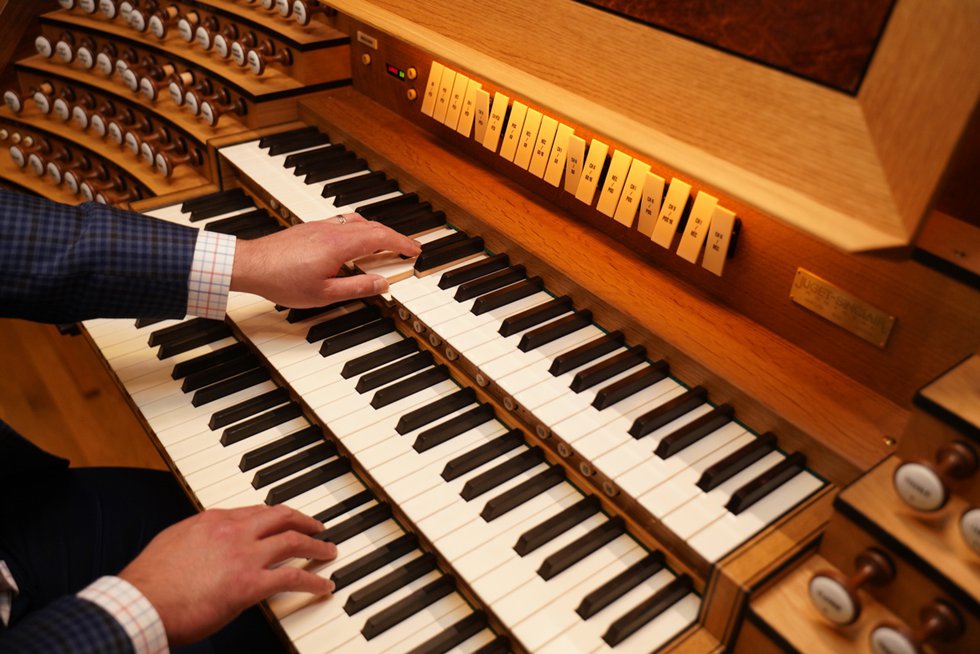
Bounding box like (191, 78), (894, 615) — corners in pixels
(1, 1), (978, 653)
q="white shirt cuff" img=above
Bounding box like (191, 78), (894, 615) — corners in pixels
(78, 576), (169, 654)
(187, 230), (237, 320)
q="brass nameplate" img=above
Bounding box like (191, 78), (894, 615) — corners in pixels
(790, 269), (895, 348)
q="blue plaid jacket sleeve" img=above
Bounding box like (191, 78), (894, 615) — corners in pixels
(0, 596), (135, 654)
(0, 188), (198, 323)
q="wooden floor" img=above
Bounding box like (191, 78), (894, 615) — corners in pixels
(0, 318), (167, 470)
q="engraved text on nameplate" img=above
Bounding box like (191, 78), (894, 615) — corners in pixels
(790, 269), (895, 348)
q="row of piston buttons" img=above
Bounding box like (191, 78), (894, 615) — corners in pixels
(892, 439), (980, 555)
(52, 1), (295, 76)
(1, 130), (141, 204)
(2, 86), (201, 178)
(30, 37), (246, 127)
(808, 549), (965, 654)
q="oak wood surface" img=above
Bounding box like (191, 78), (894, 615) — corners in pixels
(0, 319), (165, 470)
(329, 0), (980, 251)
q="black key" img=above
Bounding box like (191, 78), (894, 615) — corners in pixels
(306, 305), (381, 343)
(441, 429), (524, 481)
(577, 552), (665, 619)
(172, 342), (249, 379)
(343, 339), (419, 379)
(592, 361), (669, 411)
(514, 495), (600, 556)
(357, 192), (420, 218)
(697, 432), (778, 492)
(471, 637), (510, 654)
(240, 426), (322, 471)
(191, 368), (271, 407)
(134, 317), (163, 329)
(471, 277), (543, 315)
(344, 553), (437, 616)
(310, 158), (369, 186)
(286, 299), (354, 324)
(538, 517), (625, 580)
(655, 404), (734, 458)
(157, 323), (233, 359)
(148, 317), (221, 347)
(296, 150), (356, 177)
(356, 351), (434, 393)
(321, 170), (386, 197)
(438, 253), (509, 290)
(454, 264), (524, 301)
(518, 309), (592, 352)
(385, 209), (447, 236)
(336, 179), (400, 207)
(181, 187), (245, 212)
(202, 209), (271, 235)
(268, 131), (331, 156)
(726, 452), (808, 515)
(415, 237), (485, 273)
(313, 489), (374, 524)
(362, 576), (455, 640)
(315, 503), (392, 545)
(602, 575), (692, 647)
(330, 533), (418, 592)
(413, 403), (495, 453)
(181, 354), (260, 393)
(629, 385), (708, 438)
(404, 611), (487, 654)
(396, 388), (476, 435)
(370, 365), (450, 409)
(550, 331), (625, 376)
(258, 125), (319, 148)
(320, 318), (395, 357)
(498, 296), (573, 337)
(188, 195), (254, 222)
(265, 458), (351, 505)
(252, 442), (336, 488)
(460, 447), (544, 501)
(420, 231), (468, 252)
(221, 403), (304, 446)
(234, 223), (282, 240)
(482, 466), (565, 522)
(570, 345), (646, 393)
(211, 387), (290, 431)
(374, 202), (432, 226)
(284, 143), (346, 168)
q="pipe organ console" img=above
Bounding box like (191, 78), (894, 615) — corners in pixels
(1, 0), (978, 652)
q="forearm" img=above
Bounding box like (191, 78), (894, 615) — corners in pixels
(0, 190), (197, 323)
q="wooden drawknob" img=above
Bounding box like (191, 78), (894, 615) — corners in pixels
(869, 599), (964, 654)
(808, 549), (895, 625)
(893, 441), (978, 511)
(292, 0), (336, 26)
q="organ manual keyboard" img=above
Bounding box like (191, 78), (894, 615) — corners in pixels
(2, 0), (978, 652)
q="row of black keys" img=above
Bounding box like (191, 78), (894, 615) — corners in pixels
(150, 317), (692, 647)
(164, 188), (695, 646)
(252, 129), (798, 503)
(169, 185), (805, 517)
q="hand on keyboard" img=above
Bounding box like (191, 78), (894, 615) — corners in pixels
(119, 503), (337, 645)
(231, 215), (421, 308)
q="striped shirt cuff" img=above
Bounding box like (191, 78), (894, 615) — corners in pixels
(78, 576), (168, 654)
(187, 230), (237, 320)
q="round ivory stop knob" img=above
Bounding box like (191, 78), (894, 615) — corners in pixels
(869, 599), (964, 654)
(808, 549), (895, 625)
(893, 441), (977, 511)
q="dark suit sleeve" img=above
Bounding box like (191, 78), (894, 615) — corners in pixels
(0, 188), (198, 323)
(0, 596), (135, 654)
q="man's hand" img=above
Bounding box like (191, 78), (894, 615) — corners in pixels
(231, 214), (420, 308)
(119, 504), (337, 645)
